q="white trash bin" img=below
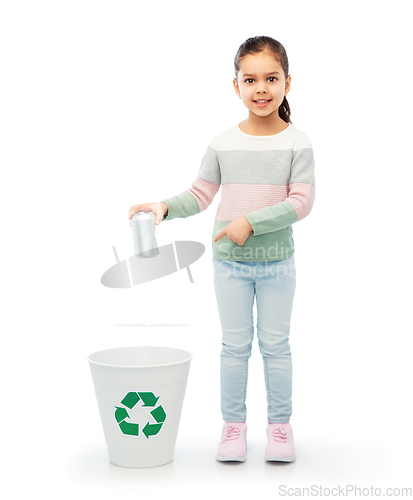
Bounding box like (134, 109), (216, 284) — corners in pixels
(88, 346), (192, 468)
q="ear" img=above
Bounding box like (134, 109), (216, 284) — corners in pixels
(285, 74), (292, 95)
(233, 78), (241, 98)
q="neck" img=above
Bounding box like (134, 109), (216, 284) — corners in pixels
(242, 112), (288, 136)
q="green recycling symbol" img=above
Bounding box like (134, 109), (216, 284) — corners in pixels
(114, 391), (166, 439)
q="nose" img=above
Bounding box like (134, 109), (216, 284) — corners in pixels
(256, 83), (267, 94)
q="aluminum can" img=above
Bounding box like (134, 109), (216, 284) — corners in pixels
(131, 211), (159, 258)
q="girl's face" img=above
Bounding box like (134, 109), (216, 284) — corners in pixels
(233, 51), (291, 120)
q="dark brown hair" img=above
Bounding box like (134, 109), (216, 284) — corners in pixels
(234, 36), (292, 124)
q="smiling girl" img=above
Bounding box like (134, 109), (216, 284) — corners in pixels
(129, 36), (315, 463)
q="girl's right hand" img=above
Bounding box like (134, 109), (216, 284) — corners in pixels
(128, 202), (168, 226)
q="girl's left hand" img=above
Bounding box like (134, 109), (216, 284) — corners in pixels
(213, 217), (253, 246)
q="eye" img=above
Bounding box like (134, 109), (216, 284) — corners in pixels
(268, 77), (277, 82)
(245, 78), (254, 83)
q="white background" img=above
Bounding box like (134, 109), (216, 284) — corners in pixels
(2, 0), (412, 497)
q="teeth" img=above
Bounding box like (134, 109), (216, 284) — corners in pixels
(255, 100), (269, 103)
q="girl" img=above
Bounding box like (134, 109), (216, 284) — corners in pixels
(128, 36), (315, 463)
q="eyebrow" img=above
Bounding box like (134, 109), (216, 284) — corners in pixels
(242, 72), (280, 77)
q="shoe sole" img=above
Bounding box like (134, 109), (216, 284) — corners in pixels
(216, 454), (246, 462)
(265, 454), (295, 462)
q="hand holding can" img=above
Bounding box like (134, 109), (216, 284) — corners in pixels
(128, 202), (168, 226)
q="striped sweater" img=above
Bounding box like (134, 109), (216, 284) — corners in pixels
(161, 122), (315, 262)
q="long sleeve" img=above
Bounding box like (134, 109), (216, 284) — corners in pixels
(161, 144), (221, 221)
(244, 132), (315, 235)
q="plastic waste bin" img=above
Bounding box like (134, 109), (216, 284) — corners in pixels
(88, 346), (192, 467)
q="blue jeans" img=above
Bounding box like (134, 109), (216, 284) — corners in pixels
(212, 256), (296, 423)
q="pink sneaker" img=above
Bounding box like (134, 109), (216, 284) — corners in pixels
(216, 422), (247, 462)
(265, 423), (295, 462)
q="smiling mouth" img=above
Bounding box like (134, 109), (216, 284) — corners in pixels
(253, 99), (272, 107)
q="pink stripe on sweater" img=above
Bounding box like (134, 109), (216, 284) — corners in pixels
(286, 183), (315, 220)
(217, 184), (288, 221)
(188, 178), (220, 212)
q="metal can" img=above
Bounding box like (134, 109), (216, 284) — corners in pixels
(131, 211), (159, 258)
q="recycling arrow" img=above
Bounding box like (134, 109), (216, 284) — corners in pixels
(142, 422), (163, 438)
(151, 405), (166, 423)
(114, 391), (166, 439)
(121, 391), (140, 409)
(115, 407), (129, 423)
(119, 420), (139, 436)
(139, 392), (159, 407)
(115, 407), (139, 436)
(142, 405), (166, 438)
